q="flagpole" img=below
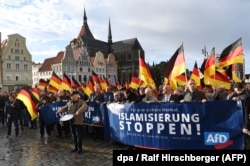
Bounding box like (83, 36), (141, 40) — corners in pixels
(138, 49), (142, 87)
(212, 48), (216, 87)
(182, 43), (188, 84)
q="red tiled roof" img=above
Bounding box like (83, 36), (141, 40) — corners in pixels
(38, 51), (64, 72)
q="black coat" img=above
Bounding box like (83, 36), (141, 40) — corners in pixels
(5, 100), (20, 119)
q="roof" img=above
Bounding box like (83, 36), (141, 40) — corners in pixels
(39, 51), (64, 72)
(112, 38), (143, 53)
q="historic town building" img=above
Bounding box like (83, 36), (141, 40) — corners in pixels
(38, 51), (64, 81)
(32, 62), (42, 87)
(70, 8), (144, 84)
(35, 8), (144, 86)
(1, 33), (33, 92)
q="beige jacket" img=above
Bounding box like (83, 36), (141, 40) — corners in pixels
(60, 99), (88, 125)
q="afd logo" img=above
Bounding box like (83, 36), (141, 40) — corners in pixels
(204, 132), (229, 145)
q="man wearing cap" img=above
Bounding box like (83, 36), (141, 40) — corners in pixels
(57, 91), (88, 154)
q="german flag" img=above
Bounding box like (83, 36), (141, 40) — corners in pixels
(176, 73), (187, 87)
(164, 44), (186, 90)
(139, 53), (156, 89)
(211, 69), (231, 90)
(16, 88), (39, 120)
(226, 64), (242, 83)
(48, 72), (61, 92)
(92, 70), (100, 85)
(71, 77), (81, 89)
(190, 61), (201, 89)
(129, 76), (144, 90)
(37, 79), (48, 90)
(61, 72), (71, 92)
(81, 82), (86, 91)
(204, 48), (216, 85)
(83, 77), (94, 97)
(100, 77), (110, 92)
(217, 38), (244, 68)
(30, 87), (40, 100)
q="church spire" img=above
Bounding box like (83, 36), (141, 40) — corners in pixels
(108, 18), (113, 53)
(83, 7), (87, 26)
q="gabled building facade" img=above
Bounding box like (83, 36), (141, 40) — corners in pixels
(106, 53), (118, 86)
(93, 51), (106, 79)
(70, 8), (144, 84)
(1, 33), (33, 92)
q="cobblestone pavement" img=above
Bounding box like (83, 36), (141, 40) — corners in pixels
(0, 125), (126, 166)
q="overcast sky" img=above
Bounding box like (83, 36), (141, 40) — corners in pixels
(1, 0), (250, 73)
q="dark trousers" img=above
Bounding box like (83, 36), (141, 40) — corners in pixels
(7, 117), (19, 136)
(57, 121), (70, 137)
(70, 124), (83, 151)
(0, 110), (5, 126)
(39, 118), (51, 136)
(245, 135), (250, 150)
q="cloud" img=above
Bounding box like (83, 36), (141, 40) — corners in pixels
(1, 0), (250, 73)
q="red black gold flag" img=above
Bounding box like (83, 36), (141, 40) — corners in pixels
(139, 53), (156, 89)
(217, 38), (244, 68)
(164, 44), (186, 90)
(129, 76), (144, 90)
(61, 72), (71, 92)
(190, 61), (201, 89)
(30, 87), (40, 100)
(38, 79), (48, 90)
(84, 77), (95, 97)
(204, 47), (216, 85)
(92, 70), (100, 85)
(71, 77), (81, 89)
(212, 69), (231, 90)
(16, 88), (39, 120)
(48, 72), (62, 92)
(226, 64), (242, 83)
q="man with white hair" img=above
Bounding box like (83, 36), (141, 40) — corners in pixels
(142, 86), (158, 103)
(57, 91), (88, 154)
(160, 84), (180, 103)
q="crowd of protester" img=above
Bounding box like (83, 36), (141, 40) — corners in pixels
(0, 79), (250, 150)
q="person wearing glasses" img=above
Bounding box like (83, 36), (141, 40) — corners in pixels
(180, 79), (207, 103)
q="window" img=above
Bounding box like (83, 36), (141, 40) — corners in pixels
(24, 64), (28, 70)
(16, 64), (20, 70)
(78, 75), (82, 82)
(24, 57), (26, 61)
(7, 63), (11, 70)
(16, 75), (19, 81)
(15, 56), (20, 61)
